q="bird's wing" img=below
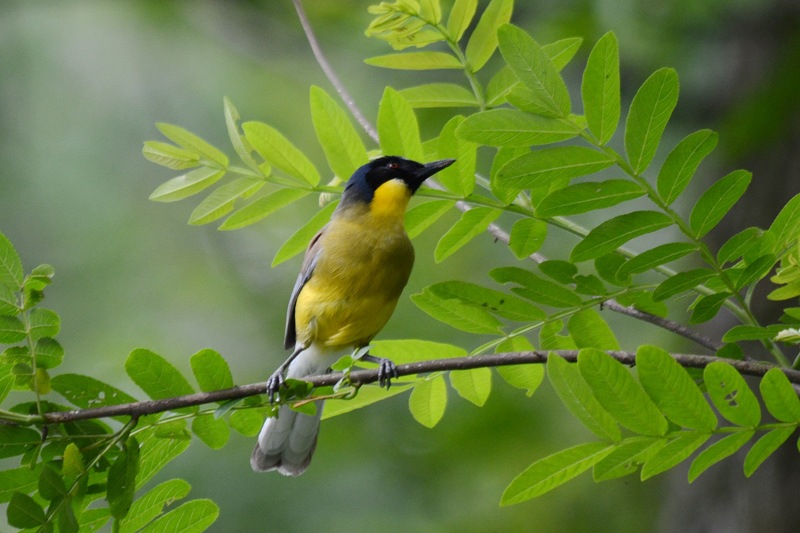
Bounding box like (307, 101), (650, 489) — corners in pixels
(283, 225), (326, 349)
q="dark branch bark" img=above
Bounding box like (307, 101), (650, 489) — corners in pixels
(39, 351), (799, 425)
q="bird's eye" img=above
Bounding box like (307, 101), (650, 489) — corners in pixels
(387, 162), (399, 169)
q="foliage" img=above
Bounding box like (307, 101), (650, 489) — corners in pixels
(1, 0), (800, 529)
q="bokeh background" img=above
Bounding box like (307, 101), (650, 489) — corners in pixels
(1, 1), (799, 531)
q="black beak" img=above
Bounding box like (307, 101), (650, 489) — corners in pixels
(409, 159), (456, 191)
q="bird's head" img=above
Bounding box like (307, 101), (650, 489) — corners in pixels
(341, 156), (455, 211)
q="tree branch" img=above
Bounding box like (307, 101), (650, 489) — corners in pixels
(38, 351), (798, 425)
(292, 0), (380, 144)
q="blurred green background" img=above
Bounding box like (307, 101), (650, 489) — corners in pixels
(1, 1), (799, 531)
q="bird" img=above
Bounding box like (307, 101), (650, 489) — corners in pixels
(251, 155), (455, 476)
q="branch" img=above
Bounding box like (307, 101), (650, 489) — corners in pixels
(38, 351), (799, 425)
(292, 0), (379, 144)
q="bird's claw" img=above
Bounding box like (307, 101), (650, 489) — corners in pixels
(376, 359), (399, 390)
(266, 372), (285, 404)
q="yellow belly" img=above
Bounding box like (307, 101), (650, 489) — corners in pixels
(293, 212), (414, 349)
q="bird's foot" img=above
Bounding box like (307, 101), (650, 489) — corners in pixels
(360, 354), (399, 389)
(265, 371), (286, 404)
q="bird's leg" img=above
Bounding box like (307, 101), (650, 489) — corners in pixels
(360, 354), (399, 389)
(266, 346), (304, 403)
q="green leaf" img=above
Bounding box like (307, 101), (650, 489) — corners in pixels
(191, 414), (230, 450)
(409, 376), (447, 428)
(508, 218), (547, 259)
(537, 180), (645, 218)
(108, 437), (140, 520)
(272, 201), (337, 266)
(689, 170), (751, 238)
(324, 384), (413, 419)
(219, 188), (310, 231)
(190, 349), (233, 393)
(624, 68), (680, 175)
(497, 24), (570, 117)
(571, 211), (673, 263)
(759, 368), (800, 422)
(156, 123), (228, 168)
(767, 192), (800, 251)
(405, 200), (454, 238)
(378, 87), (423, 162)
(447, 0), (477, 41)
(223, 97), (259, 172)
(652, 269), (716, 301)
(136, 428), (191, 489)
(0, 315), (26, 343)
(717, 228), (763, 265)
(539, 260), (577, 284)
(310, 86), (369, 180)
(490, 267), (581, 308)
(744, 427), (795, 477)
(125, 349), (196, 412)
(0, 232), (23, 289)
(733, 254), (775, 291)
(495, 337), (543, 396)
(411, 287), (503, 334)
(0, 467), (39, 504)
(434, 207), (501, 262)
(139, 499), (219, 533)
(456, 109), (577, 147)
(640, 431), (709, 480)
(243, 121), (320, 186)
(38, 464), (67, 500)
(542, 37), (583, 71)
(581, 32), (620, 144)
(688, 431), (754, 483)
(501, 442), (614, 505)
(722, 324), (785, 343)
(32, 337), (63, 370)
(365, 51), (463, 70)
(371, 339), (467, 365)
(427, 280), (545, 321)
(0, 284), (20, 317)
(540, 320), (577, 350)
(0, 426), (39, 458)
(703, 361), (761, 427)
(689, 292), (731, 324)
(399, 83), (479, 108)
(7, 492), (46, 528)
(636, 345), (717, 431)
(51, 373), (137, 417)
(27, 308), (60, 340)
(567, 309), (619, 350)
(142, 141), (199, 170)
(593, 437), (666, 481)
(657, 129), (718, 205)
(437, 116), (477, 196)
(495, 147), (615, 205)
(228, 409), (266, 435)
(149, 167), (226, 203)
(578, 349), (668, 436)
(616, 242), (697, 278)
(547, 353), (621, 441)
(464, 0), (513, 71)
(119, 479), (191, 533)
(450, 367), (492, 406)
(189, 178), (264, 225)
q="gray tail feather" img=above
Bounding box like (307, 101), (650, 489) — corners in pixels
(250, 401), (323, 476)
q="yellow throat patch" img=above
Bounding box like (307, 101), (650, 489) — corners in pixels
(370, 178), (412, 220)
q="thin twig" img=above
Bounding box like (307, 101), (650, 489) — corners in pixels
(292, 0), (379, 143)
(35, 350), (799, 425)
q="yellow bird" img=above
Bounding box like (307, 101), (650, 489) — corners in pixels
(251, 156), (455, 476)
